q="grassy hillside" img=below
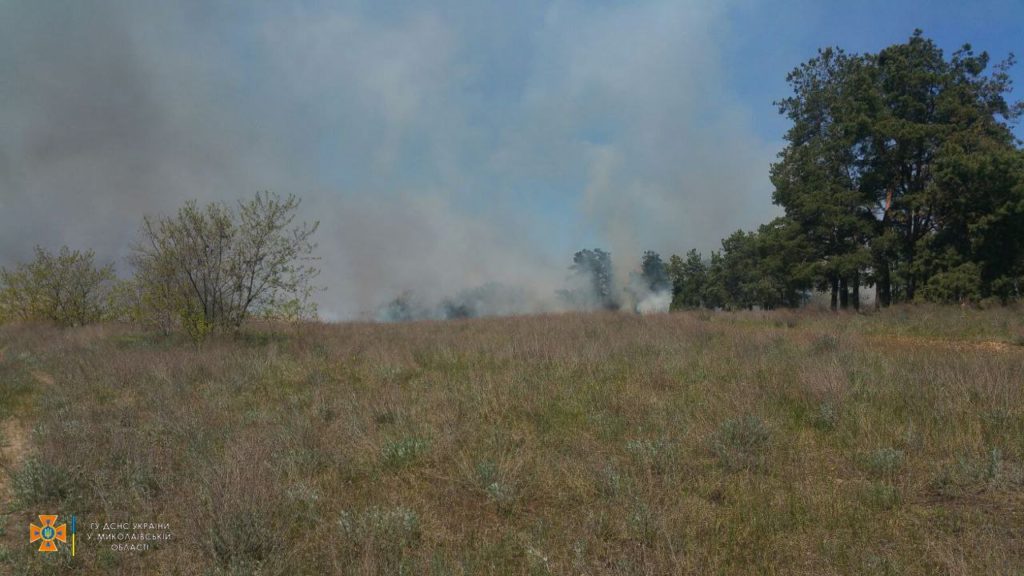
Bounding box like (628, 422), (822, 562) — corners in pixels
(1, 307), (1023, 574)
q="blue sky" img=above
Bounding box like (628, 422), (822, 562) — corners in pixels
(2, 0), (1022, 318)
(722, 0), (1024, 143)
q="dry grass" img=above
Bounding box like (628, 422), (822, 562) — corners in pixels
(1, 306), (1023, 574)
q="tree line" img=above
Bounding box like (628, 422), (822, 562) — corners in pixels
(656, 31), (1022, 311)
(565, 32), (1022, 312)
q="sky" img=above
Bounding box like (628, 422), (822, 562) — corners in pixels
(1, 0), (1022, 319)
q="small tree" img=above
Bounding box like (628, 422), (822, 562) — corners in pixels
(568, 248), (617, 310)
(639, 251), (670, 293)
(132, 192), (320, 333)
(0, 246), (119, 326)
(669, 250), (707, 310)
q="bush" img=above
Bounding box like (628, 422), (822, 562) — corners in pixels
(131, 192), (320, 333)
(919, 263), (983, 304)
(0, 246), (121, 326)
(11, 456), (83, 509)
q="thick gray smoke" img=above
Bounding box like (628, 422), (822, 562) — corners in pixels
(1, 1), (777, 321)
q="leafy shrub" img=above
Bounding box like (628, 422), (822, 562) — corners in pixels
(473, 460), (517, 514)
(918, 263), (982, 304)
(475, 460), (499, 487)
(0, 246), (120, 326)
(485, 480), (517, 514)
(180, 307), (214, 344)
(131, 192), (320, 333)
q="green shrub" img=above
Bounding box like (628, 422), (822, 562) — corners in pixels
(11, 456), (82, 509)
(0, 246), (120, 326)
(918, 263), (982, 304)
(381, 437), (429, 469)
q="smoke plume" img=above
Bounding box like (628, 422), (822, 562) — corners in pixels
(1, 1), (777, 320)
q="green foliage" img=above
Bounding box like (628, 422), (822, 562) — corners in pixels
(180, 306), (215, 343)
(261, 296), (318, 323)
(201, 481), (294, 571)
(639, 250), (670, 293)
(668, 249), (706, 309)
(861, 481), (901, 511)
(381, 437), (429, 469)
(812, 401), (840, 431)
(561, 248), (617, 310)
(918, 262), (983, 304)
(131, 191), (320, 333)
(669, 219), (811, 311)
(0, 246), (120, 326)
(770, 31), (1023, 307)
(666, 32), (1022, 311)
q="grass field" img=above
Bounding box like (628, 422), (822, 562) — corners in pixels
(1, 306), (1023, 575)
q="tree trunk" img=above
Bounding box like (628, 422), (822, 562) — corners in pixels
(852, 272), (861, 311)
(830, 277), (839, 311)
(878, 261), (891, 307)
(839, 277), (849, 310)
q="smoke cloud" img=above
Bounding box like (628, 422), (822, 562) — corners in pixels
(1, 0), (778, 320)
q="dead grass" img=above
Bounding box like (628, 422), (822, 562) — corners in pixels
(0, 419), (28, 503)
(0, 306), (1023, 574)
